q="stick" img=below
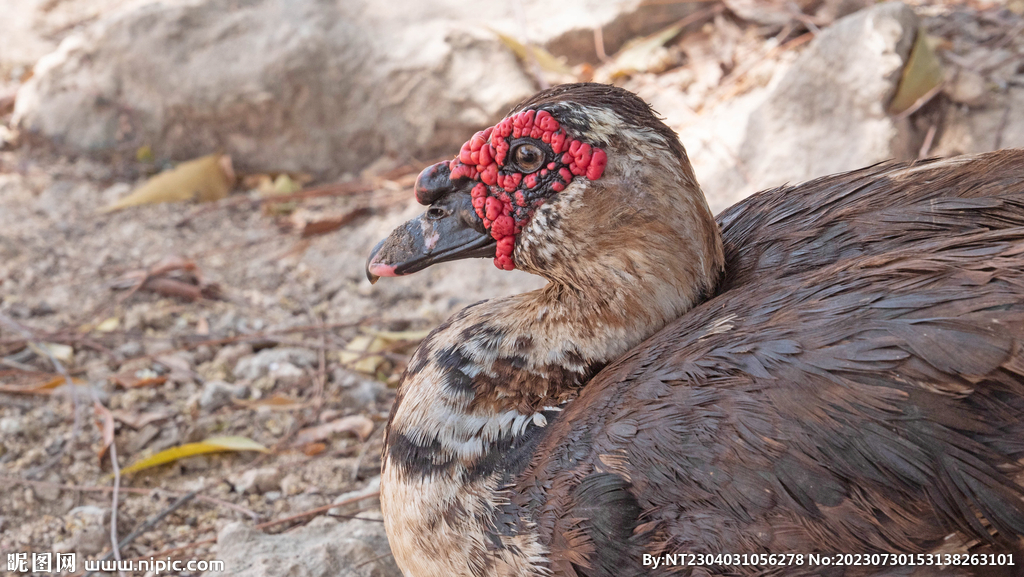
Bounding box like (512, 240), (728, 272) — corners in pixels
(0, 476), (260, 519)
(82, 491), (198, 577)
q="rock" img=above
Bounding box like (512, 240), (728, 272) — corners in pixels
(680, 1), (920, 212)
(723, 0), (821, 26)
(268, 361), (305, 385)
(230, 467), (283, 495)
(199, 380), (248, 411)
(946, 68), (988, 107)
(11, 0), (716, 177)
(0, 416), (23, 435)
(329, 476), (381, 516)
(31, 473), (63, 501)
(210, 513), (400, 577)
(124, 423), (162, 455)
(332, 367), (388, 408)
(933, 87), (1024, 156)
(280, 473), (306, 496)
(212, 342), (253, 370)
(59, 506), (110, 557)
(233, 347), (318, 381)
(12, 0), (533, 177)
(115, 340), (144, 358)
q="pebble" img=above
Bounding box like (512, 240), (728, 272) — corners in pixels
(947, 68), (988, 106)
(0, 416), (23, 435)
(233, 347), (318, 381)
(199, 380), (249, 411)
(230, 467), (283, 494)
(212, 342), (253, 369)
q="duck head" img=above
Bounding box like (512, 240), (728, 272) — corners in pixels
(368, 83), (723, 305)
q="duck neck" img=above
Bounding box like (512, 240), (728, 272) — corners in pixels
(381, 215), (724, 576)
(384, 244), (722, 477)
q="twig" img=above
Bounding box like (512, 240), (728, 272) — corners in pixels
(0, 476), (260, 519)
(594, 26), (608, 61)
(176, 195), (256, 228)
(893, 81), (946, 121)
(70, 490), (382, 576)
(0, 313), (84, 479)
(350, 551), (395, 569)
(259, 181), (374, 206)
(351, 424), (384, 480)
(994, 103), (1012, 151)
(705, 29), (813, 108)
(511, 0), (549, 89)
(255, 490), (380, 532)
(918, 124), (938, 160)
(108, 430), (125, 577)
(310, 307), (327, 419)
(82, 491), (198, 577)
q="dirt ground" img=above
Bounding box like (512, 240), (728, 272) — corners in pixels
(1, 1), (1022, 576)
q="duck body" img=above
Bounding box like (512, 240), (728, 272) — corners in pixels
(367, 83), (1024, 577)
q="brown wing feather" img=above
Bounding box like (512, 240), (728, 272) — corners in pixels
(516, 150), (1024, 576)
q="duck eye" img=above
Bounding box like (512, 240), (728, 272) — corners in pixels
(512, 143), (545, 173)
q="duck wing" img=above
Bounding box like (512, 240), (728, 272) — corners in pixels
(517, 150), (1024, 576)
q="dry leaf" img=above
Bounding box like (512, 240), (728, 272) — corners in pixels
(299, 207), (373, 238)
(294, 415), (374, 445)
(120, 435), (268, 476)
(889, 30), (944, 115)
(110, 409), (172, 430)
(111, 256), (222, 302)
(233, 394), (308, 411)
(101, 154), (235, 213)
(110, 374), (167, 389)
(0, 374), (84, 395)
(301, 442), (327, 456)
(595, 21), (684, 82)
(155, 354), (199, 381)
(492, 29), (573, 76)
(94, 401), (116, 462)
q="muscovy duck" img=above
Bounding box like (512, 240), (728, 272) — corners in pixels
(367, 83), (1024, 577)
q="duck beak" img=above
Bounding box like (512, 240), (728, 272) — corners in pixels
(366, 163), (495, 283)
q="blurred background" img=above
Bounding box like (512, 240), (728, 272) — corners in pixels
(0, 1), (1021, 575)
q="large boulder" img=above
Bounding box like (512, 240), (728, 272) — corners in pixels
(676, 1), (920, 212)
(11, 0), (712, 176)
(210, 513), (401, 577)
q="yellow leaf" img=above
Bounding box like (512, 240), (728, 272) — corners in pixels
(491, 29), (573, 76)
(136, 145), (155, 163)
(889, 29), (944, 115)
(120, 435), (268, 475)
(273, 174), (301, 195)
(596, 21), (684, 81)
(95, 317), (120, 332)
(101, 154), (235, 213)
(339, 334), (389, 374)
(31, 342), (74, 363)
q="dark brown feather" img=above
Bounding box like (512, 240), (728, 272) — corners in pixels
(513, 150), (1024, 576)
